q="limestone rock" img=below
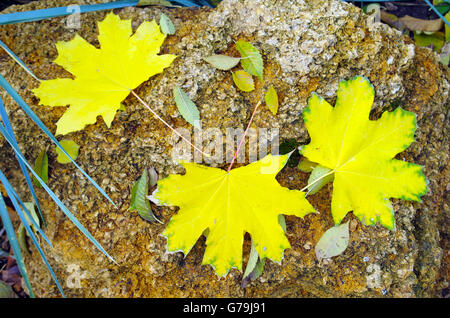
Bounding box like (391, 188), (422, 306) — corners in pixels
(0, 0), (448, 297)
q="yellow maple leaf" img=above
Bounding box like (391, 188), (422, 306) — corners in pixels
(32, 13), (176, 135)
(301, 76), (427, 229)
(151, 154), (315, 276)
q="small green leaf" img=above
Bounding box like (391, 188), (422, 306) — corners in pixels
(242, 215), (285, 288)
(414, 31), (445, 52)
(0, 280), (15, 298)
(55, 140), (80, 164)
(17, 202), (40, 255)
(306, 165), (334, 195)
(297, 158), (317, 173)
(17, 224), (28, 255)
(130, 169), (160, 223)
(173, 87), (201, 129)
(315, 221), (350, 260)
(278, 214), (286, 232)
(160, 13), (175, 35)
(363, 3), (379, 15)
(440, 52), (449, 66)
(235, 40), (263, 80)
(251, 257), (266, 280)
(243, 240), (259, 280)
(23, 202), (40, 231)
(265, 86), (279, 115)
(32, 149), (48, 188)
(203, 55), (241, 70)
(232, 70), (254, 92)
(148, 167), (158, 188)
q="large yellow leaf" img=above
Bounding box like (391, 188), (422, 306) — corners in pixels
(151, 154), (315, 276)
(301, 76), (427, 229)
(32, 13), (176, 135)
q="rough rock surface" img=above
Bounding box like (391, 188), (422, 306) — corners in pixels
(0, 0), (448, 297)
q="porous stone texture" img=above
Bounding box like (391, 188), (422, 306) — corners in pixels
(0, 0), (448, 297)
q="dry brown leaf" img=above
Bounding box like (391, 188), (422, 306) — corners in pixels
(399, 15), (443, 32)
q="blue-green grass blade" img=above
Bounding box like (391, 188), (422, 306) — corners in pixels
(0, 171), (65, 297)
(172, 0), (202, 6)
(0, 97), (46, 227)
(3, 178), (52, 246)
(0, 74), (117, 209)
(0, 40), (39, 81)
(0, 194), (34, 298)
(0, 158), (52, 246)
(0, 0), (139, 25)
(0, 124), (117, 264)
(197, 0), (213, 7)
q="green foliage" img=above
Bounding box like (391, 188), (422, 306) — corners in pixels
(264, 86), (278, 115)
(173, 87), (201, 129)
(130, 169), (160, 222)
(232, 70), (255, 92)
(55, 139), (80, 164)
(202, 40), (263, 92)
(203, 55), (240, 70)
(315, 221), (350, 260)
(235, 40), (263, 80)
(160, 13), (175, 35)
(32, 149), (48, 187)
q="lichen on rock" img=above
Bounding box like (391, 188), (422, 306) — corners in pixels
(0, 0), (448, 297)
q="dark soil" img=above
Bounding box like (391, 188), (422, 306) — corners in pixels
(0, 0), (37, 12)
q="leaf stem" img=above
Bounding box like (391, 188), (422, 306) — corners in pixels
(130, 90), (210, 158)
(227, 101), (261, 173)
(300, 169), (335, 193)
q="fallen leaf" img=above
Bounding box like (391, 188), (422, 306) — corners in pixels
(232, 70), (255, 92)
(130, 169), (160, 222)
(242, 240), (259, 282)
(315, 221), (349, 260)
(399, 15), (443, 32)
(150, 153), (315, 276)
(55, 139), (79, 164)
(159, 13), (175, 35)
(32, 13), (176, 135)
(380, 10), (406, 31)
(32, 149), (48, 188)
(0, 280), (15, 298)
(301, 76), (427, 229)
(173, 86), (201, 129)
(363, 3), (380, 22)
(17, 202), (40, 255)
(242, 215), (286, 287)
(203, 54), (241, 70)
(265, 86), (279, 115)
(235, 40), (263, 80)
(306, 165), (334, 195)
(414, 31), (445, 52)
(440, 42), (450, 65)
(297, 157), (317, 173)
(148, 167), (158, 188)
